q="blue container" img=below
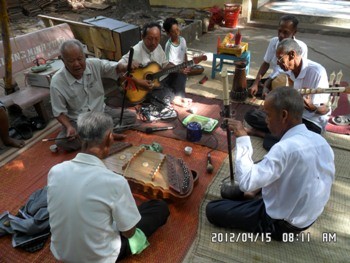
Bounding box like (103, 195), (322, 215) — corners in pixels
(187, 122), (202, 142)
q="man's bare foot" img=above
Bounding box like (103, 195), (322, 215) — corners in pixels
(113, 133), (126, 140)
(243, 189), (262, 200)
(245, 127), (266, 138)
(3, 137), (25, 148)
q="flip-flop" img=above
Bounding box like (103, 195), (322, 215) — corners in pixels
(29, 116), (47, 130)
(332, 115), (350, 126)
(9, 123), (33, 140)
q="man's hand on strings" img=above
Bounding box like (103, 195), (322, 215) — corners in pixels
(224, 118), (248, 137)
(181, 66), (191, 75)
(131, 78), (154, 90)
(303, 95), (317, 112)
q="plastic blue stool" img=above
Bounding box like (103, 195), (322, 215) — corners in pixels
(211, 51), (250, 79)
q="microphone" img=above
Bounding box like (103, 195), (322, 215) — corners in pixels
(206, 153), (214, 174)
(145, 126), (174, 134)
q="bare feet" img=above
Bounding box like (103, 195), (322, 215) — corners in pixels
(243, 189), (262, 200)
(3, 137), (25, 148)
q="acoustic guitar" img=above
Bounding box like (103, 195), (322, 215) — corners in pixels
(126, 55), (207, 103)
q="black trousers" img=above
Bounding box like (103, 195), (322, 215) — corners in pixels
(116, 199), (170, 261)
(147, 73), (187, 103)
(206, 198), (311, 241)
(244, 109), (322, 150)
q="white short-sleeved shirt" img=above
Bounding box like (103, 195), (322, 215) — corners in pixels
(164, 36), (187, 65)
(235, 124), (335, 228)
(47, 153), (141, 263)
(50, 58), (119, 121)
(264, 37), (308, 79)
(120, 40), (168, 68)
(290, 58), (330, 130)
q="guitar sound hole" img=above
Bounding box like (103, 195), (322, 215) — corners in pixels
(145, 74), (154, 81)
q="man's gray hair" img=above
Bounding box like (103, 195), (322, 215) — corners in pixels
(266, 86), (304, 120)
(277, 38), (302, 56)
(77, 112), (113, 145)
(59, 39), (85, 59)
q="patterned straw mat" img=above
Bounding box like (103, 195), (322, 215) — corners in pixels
(0, 128), (228, 263)
(185, 136), (350, 263)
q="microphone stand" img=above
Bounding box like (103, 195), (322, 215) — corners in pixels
(219, 69), (244, 200)
(118, 47), (134, 127)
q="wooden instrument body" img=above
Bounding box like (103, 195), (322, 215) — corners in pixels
(103, 146), (196, 200)
(231, 61), (248, 102)
(126, 62), (162, 104)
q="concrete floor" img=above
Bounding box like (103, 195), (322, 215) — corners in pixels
(186, 24), (350, 95)
(263, 0), (350, 19)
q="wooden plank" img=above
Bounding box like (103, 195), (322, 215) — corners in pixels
(83, 2), (110, 10)
(0, 23), (74, 78)
(38, 14), (95, 55)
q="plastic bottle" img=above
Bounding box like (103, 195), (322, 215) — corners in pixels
(234, 29), (242, 46)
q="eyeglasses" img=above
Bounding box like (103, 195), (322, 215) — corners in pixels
(277, 54), (287, 65)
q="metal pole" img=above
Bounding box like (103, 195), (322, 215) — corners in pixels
(119, 47), (134, 126)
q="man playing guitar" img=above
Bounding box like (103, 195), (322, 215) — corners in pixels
(117, 22), (191, 104)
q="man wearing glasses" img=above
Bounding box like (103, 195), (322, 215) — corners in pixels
(249, 15), (308, 97)
(276, 38), (330, 133)
(245, 39), (330, 150)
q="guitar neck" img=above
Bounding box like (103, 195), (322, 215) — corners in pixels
(152, 60), (195, 79)
(299, 86), (350, 95)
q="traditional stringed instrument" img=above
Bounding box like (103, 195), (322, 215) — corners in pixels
(103, 146), (197, 200)
(298, 86), (350, 95)
(126, 55), (207, 103)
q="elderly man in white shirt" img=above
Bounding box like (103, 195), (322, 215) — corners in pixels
(50, 39), (136, 152)
(277, 39), (330, 132)
(206, 87), (334, 241)
(245, 38), (330, 150)
(249, 15), (308, 97)
(48, 111), (169, 262)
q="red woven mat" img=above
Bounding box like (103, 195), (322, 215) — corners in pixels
(0, 130), (227, 263)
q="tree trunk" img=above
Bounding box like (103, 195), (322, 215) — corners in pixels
(0, 0), (14, 94)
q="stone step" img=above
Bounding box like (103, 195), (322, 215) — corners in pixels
(249, 10), (350, 37)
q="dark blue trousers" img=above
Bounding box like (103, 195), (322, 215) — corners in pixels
(244, 109), (322, 150)
(117, 199), (170, 261)
(206, 198), (310, 241)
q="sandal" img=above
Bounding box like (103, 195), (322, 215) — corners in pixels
(332, 115), (350, 126)
(9, 123), (33, 140)
(29, 116), (47, 130)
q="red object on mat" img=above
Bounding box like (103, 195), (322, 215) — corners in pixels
(0, 130), (227, 263)
(326, 93), (350, 135)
